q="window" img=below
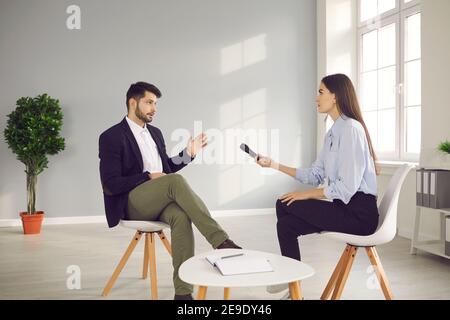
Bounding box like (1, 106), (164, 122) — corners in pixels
(358, 0), (421, 162)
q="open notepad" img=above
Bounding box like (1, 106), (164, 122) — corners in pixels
(205, 252), (274, 276)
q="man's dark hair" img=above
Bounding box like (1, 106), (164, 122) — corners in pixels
(126, 82), (162, 110)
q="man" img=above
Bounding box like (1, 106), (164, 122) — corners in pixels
(99, 82), (241, 300)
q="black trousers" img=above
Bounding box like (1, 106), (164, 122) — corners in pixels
(276, 192), (379, 261)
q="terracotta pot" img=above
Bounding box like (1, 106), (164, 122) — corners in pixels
(20, 211), (44, 235)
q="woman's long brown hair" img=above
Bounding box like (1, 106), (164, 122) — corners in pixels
(322, 74), (380, 175)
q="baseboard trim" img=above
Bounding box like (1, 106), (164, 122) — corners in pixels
(0, 208), (276, 228)
(0, 215), (108, 227)
(397, 227), (440, 241)
(211, 208), (275, 218)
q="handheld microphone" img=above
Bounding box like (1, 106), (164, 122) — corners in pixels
(240, 143), (259, 161)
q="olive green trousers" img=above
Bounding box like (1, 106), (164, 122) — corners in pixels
(127, 173), (229, 295)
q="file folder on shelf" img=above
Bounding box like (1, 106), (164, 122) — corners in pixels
(423, 170), (430, 208)
(417, 169), (450, 209)
(429, 170), (450, 209)
(416, 169), (423, 206)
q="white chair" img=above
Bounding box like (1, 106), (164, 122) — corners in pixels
(102, 220), (172, 300)
(320, 164), (415, 300)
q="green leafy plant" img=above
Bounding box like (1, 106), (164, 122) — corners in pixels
(4, 94), (65, 215)
(438, 140), (450, 155)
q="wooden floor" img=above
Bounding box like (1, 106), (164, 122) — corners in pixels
(1, 214), (449, 300)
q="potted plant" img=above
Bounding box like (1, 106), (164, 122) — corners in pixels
(3, 94), (65, 234)
(438, 140), (450, 155)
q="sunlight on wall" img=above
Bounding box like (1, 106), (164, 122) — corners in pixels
(217, 88), (269, 205)
(326, 0), (356, 79)
(330, 0), (353, 34)
(218, 165), (243, 205)
(220, 88), (267, 129)
(221, 34), (267, 75)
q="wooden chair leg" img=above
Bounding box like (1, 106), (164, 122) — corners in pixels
(289, 281), (302, 300)
(147, 232), (158, 300)
(142, 234), (149, 279)
(365, 247), (394, 300)
(224, 288), (231, 300)
(102, 231), (142, 296)
(158, 231), (172, 256)
(296, 281), (303, 300)
(197, 286), (208, 300)
(321, 245), (351, 300)
(331, 245), (358, 300)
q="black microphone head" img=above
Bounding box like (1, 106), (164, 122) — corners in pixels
(240, 143), (249, 152)
(240, 143), (257, 158)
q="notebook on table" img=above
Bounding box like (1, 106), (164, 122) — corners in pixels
(205, 252), (273, 276)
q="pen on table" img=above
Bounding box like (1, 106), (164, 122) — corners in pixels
(220, 253), (244, 259)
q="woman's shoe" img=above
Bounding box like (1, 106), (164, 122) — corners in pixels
(174, 294), (194, 300)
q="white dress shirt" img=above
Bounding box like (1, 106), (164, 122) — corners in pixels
(126, 116), (163, 174)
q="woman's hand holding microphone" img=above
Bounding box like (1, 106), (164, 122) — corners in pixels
(254, 154), (324, 205)
(255, 154), (274, 168)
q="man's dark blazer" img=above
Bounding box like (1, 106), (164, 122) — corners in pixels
(98, 117), (194, 227)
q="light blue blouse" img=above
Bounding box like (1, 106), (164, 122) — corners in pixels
(295, 115), (377, 204)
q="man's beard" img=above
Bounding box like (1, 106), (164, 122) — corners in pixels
(135, 105), (153, 124)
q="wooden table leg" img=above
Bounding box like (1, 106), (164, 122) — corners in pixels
(296, 281), (303, 300)
(224, 287), (231, 300)
(289, 281), (302, 300)
(197, 286), (208, 300)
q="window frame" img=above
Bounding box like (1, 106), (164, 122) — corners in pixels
(358, 14), (401, 161)
(357, 0), (421, 162)
(402, 0), (421, 10)
(400, 5), (422, 161)
(358, 0), (400, 29)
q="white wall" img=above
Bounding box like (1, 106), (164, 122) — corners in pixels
(317, 0), (450, 241)
(396, 0), (450, 240)
(413, 0), (450, 240)
(316, 0), (357, 153)
(0, 0), (318, 221)
(421, 0), (450, 171)
(316, 0), (328, 154)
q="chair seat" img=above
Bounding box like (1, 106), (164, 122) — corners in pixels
(321, 230), (392, 247)
(120, 219), (169, 232)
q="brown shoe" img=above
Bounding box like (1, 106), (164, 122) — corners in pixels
(216, 239), (242, 249)
(174, 294), (194, 300)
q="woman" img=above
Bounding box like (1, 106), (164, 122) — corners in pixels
(257, 74), (379, 265)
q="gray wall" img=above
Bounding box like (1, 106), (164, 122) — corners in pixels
(0, 0), (317, 219)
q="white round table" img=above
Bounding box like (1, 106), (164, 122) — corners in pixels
(179, 249), (315, 300)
